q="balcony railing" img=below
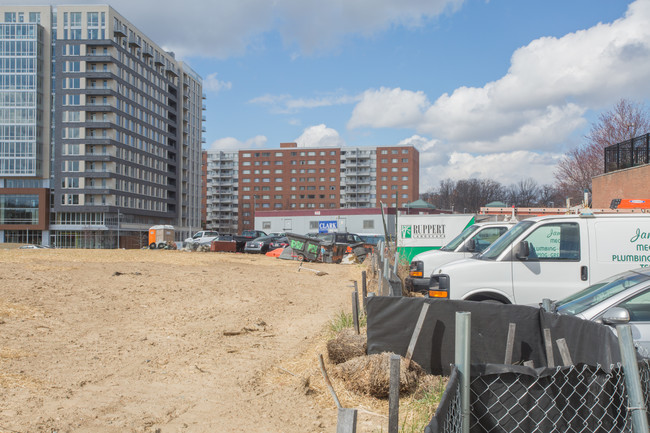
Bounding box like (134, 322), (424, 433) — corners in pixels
(604, 133), (650, 173)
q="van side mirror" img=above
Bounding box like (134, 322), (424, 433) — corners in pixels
(515, 241), (530, 260)
(466, 239), (476, 252)
(438, 275), (450, 291)
(601, 307), (631, 325)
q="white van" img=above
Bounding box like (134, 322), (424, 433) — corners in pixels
(428, 213), (650, 305)
(406, 221), (516, 293)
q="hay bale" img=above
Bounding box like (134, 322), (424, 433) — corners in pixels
(335, 352), (424, 398)
(327, 328), (367, 364)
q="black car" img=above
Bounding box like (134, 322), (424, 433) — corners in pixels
(244, 235), (281, 253)
(269, 237), (289, 251)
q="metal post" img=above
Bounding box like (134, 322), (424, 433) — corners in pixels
(455, 312), (471, 433)
(388, 354), (400, 433)
(383, 258), (390, 296)
(616, 325), (649, 433)
(361, 271), (368, 312)
(393, 250), (399, 275)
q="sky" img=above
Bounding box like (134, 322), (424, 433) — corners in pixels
(8, 0), (650, 192)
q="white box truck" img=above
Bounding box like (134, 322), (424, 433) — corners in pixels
(406, 220), (516, 293)
(428, 213), (650, 305)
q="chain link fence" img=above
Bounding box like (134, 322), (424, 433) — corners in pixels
(427, 360), (650, 433)
(369, 240), (404, 296)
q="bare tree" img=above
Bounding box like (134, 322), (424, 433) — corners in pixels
(507, 178), (540, 207)
(554, 99), (650, 195)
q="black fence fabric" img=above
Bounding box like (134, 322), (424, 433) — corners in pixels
(366, 297), (624, 376)
(425, 361), (650, 433)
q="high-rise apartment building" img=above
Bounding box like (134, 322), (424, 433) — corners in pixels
(0, 5), (203, 247)
(205, 150), (239, 234)
(204, 143), (419, 234)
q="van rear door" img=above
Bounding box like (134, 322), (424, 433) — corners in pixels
(510, 220), (590, 304)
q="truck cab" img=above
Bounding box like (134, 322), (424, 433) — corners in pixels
(406, 221), (515, 293)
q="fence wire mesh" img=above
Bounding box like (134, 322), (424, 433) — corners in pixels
(428, 360), (650, 433)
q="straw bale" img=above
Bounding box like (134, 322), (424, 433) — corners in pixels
(326, 328), (367, 364)
(335, 352), (424, 398)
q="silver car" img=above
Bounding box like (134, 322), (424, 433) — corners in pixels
(555, 267), (650, 355)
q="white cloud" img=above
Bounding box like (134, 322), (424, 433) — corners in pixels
(348, 0), (650, 156)
(14, 0), (464, 58)
(419, 150), (563, 192)
(209, 135), (267, 151)
(277, 0), (465, 55)
(250, 92), (360, 114)
(348, 87), (429, 129)
(203, 73), (232, 94)
(295, 124), (346, 147)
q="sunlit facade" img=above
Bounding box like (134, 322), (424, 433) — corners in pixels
(0, 5), (203, 247)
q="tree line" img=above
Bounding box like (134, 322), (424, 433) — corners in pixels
(420, 99), (650, 212)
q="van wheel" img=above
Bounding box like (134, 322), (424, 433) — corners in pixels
(158, 242), (166, 249)
(149, 242), (157, 249)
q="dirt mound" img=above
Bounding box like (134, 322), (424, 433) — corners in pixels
(326, 328), (367, 364)
(335, 352), (424, 398)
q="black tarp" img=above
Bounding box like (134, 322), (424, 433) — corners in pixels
(425, 363), (634, 433)
(366, 297), (624, 376)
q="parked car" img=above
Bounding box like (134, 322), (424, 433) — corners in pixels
(316, 232), (364, 245)
(554, 267), (650, 355)
(198, 234), (233, 246)
(359, 234), (385, 246)
(184, 230), (219, 245)
(233, 230), (268, 252)
(269, 237), (289, 251)
(19, 244), (43, 249)
(244, 235), (281, 254)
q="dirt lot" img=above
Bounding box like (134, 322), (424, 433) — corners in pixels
(0, 248), (386, 433)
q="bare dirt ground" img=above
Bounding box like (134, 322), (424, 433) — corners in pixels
(0, 248), (387, 433)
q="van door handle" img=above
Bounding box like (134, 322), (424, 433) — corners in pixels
(580, 266), (588, 281)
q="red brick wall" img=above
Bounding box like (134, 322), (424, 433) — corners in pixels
(592, 164), (650, 208)
(237, 146), (341, 232)
(375, 146), (419, 207)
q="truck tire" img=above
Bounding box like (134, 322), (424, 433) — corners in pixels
(158, 242), (166, 249)
(149, 242), (157, 249)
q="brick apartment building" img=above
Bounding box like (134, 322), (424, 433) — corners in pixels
(204, 142), (419, 234)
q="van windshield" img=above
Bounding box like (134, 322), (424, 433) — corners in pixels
(440, 225), (479, 252)
(478, 220), (534, 260)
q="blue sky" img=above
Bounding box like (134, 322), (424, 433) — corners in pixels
(9, 0), (649, 191)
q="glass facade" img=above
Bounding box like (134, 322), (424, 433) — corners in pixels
(0, 193), (38, 224)
(0, 23), (40, 176)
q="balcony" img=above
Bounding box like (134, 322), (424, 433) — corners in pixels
(604, 133), (650, 173)
(113, 24), (127, 37)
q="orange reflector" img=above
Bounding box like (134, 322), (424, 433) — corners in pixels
(428, 290), (448, 298)
(410, 271), (423, 278)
